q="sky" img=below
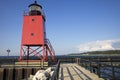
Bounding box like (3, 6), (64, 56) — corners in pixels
(0, 0), (120, 56)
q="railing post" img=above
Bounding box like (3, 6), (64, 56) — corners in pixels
(78, 58), (80, 65)
(89, 58), (92, 73)
(57, 61), (60, 79)
(80, 58), (82, 66)
(84, 59), (86, 69)
(13, 58), (15, 69)
(97, 58), (101, 78)
(111, 58), (115, 79)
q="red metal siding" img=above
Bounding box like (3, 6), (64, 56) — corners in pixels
(21, 16), (44, 45)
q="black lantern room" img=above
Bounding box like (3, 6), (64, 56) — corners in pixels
(28, 1), (42, 15)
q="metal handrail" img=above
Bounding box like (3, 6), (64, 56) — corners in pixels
(77, 57), (120, 79)
(51, 60), (60, 80)
(23, 10), (46, 20)
(45, 39), (55, 55)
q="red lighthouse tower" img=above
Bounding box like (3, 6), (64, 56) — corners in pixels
(20, 1), (55, 62)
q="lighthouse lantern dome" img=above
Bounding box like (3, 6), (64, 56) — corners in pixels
(28, 1), (42, 15)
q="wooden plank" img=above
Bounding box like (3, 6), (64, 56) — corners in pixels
(59, 63), (104, 80)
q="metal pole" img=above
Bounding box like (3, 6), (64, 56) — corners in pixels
(97, 58), (101, 78)
(6, 49), (10, 56)
(89, 58), (92, 73)
(111, 58), (115, 79)
(27, 46), (29, 67)
(14, 58), (15, 69)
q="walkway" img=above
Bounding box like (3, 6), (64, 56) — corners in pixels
(59, 63), (104, 80)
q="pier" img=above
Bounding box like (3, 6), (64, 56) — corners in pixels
(59, 63), (104, 80)
(0, 56), (120, 80)
(52, 56), (120, 80)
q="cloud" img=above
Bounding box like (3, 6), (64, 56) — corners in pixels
(78, 39), (120, 52)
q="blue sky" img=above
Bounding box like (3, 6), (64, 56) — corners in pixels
(0, 0), (120, 56)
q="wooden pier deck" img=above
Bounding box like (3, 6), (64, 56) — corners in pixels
(59, 63), (104, 80)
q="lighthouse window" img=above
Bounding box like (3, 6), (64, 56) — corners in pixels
(31, 33), (34, 36)
(32, 19), (35, 21)
(29, 6), (41, 11)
